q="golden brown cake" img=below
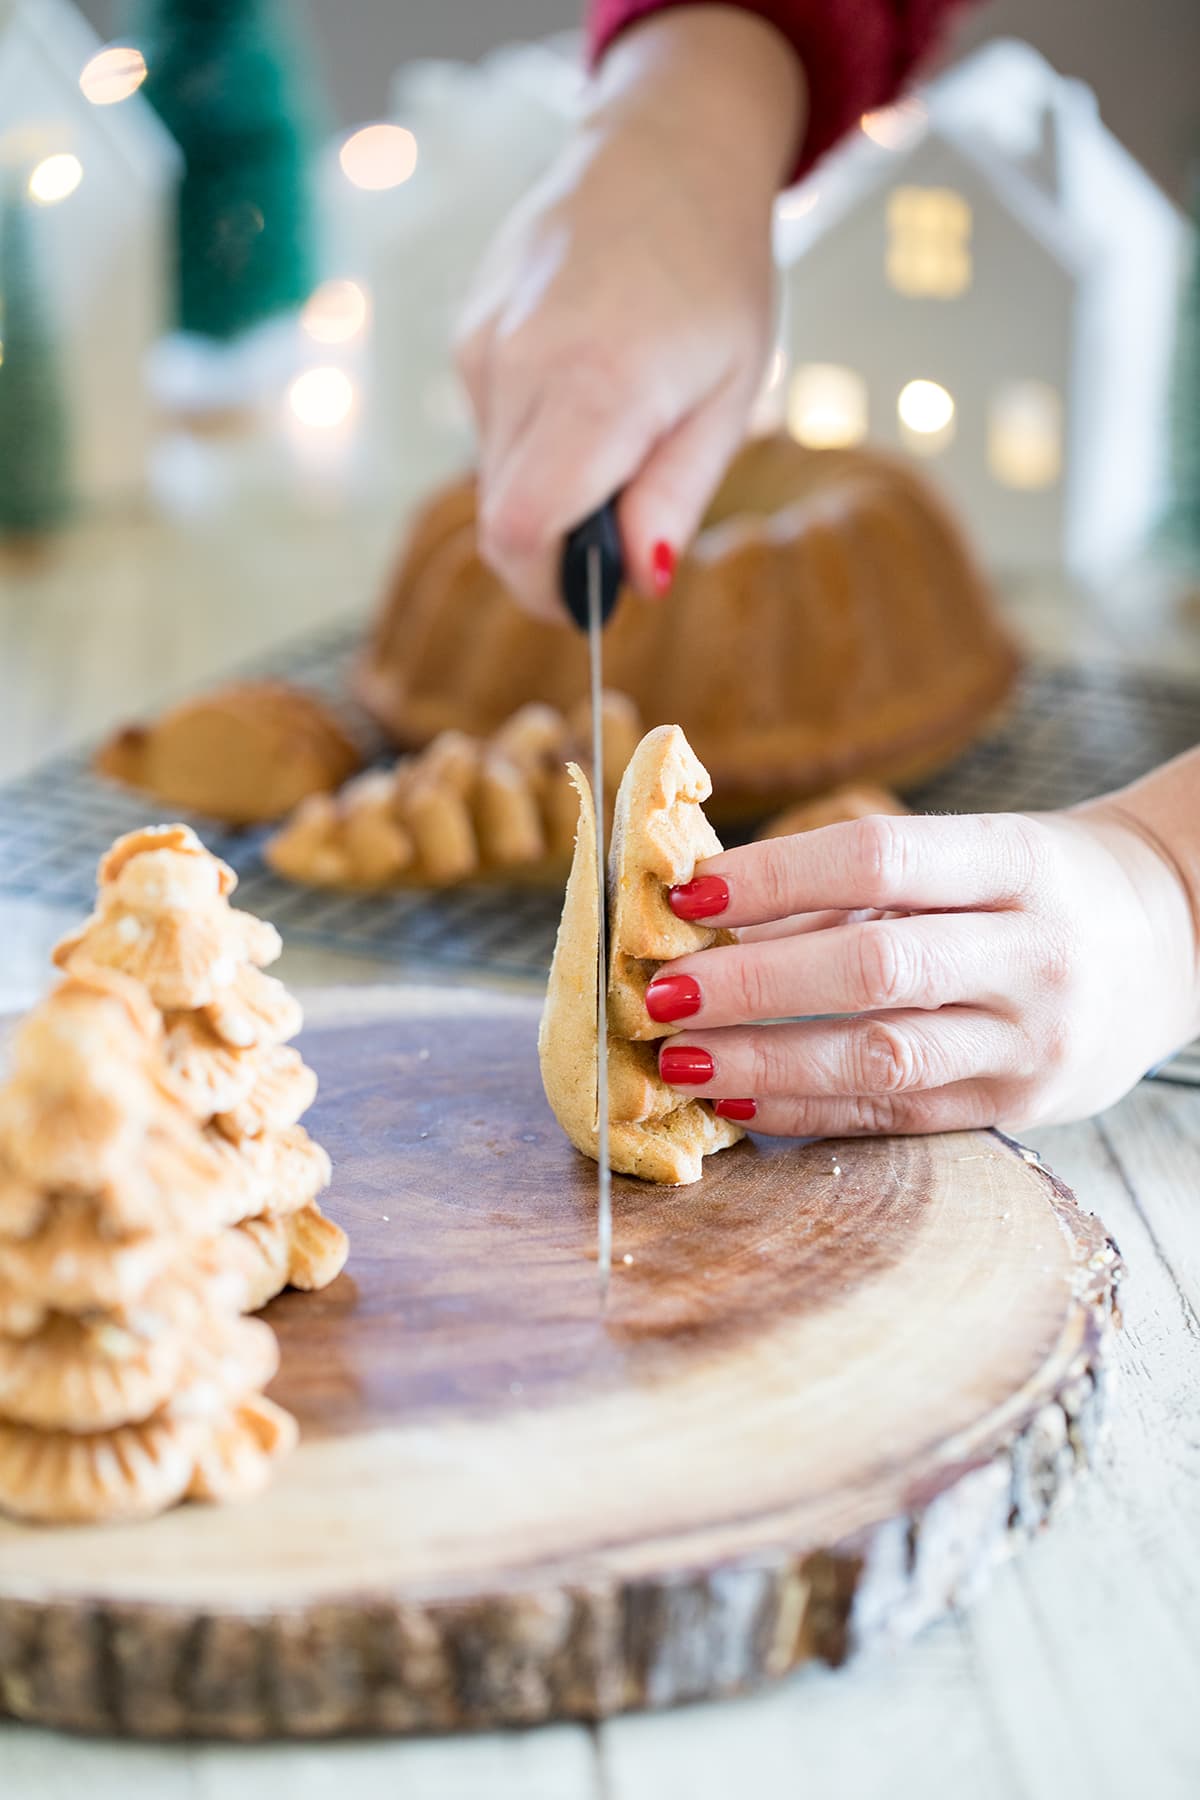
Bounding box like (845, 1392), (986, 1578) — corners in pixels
(539, 725), (744, 1187)
(95, 681), (362, 826)
(266, 692), (643, 892)
(357, 436), (1019, 818)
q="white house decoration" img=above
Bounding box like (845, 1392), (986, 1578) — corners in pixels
(0, 0), (179, 509)
(314, 33), (583, 499)
(773, 39), (1189, 579)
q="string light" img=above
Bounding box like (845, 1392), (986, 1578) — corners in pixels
(28, 154), (83, 205)
(788, 364), (868, 449)
(861, 98), (927, 150)
(301, 279), (370, 345)
(897, 379), (955, 453)
(777, 187), (820, 223)
(287, 367), (356, 431)
(338, 124), (417, 192)
(79, 45), (147, 105)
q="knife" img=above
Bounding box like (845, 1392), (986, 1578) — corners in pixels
(561, 502), (623, 1297)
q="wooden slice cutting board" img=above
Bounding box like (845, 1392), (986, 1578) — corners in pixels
(0, 987), (1121, 1739)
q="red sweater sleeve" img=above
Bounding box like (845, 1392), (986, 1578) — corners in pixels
(587, 0), (969, 180)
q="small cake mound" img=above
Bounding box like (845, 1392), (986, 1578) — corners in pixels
(0, 969), (295, 1524)
(94, 681), (362, 826)
(267, 692), (642, 892)
(357, 436), (1020, 816)
(539, 725), (744, 1187)
(54, 826), (346, 1310)
(757, 784), (909, 840)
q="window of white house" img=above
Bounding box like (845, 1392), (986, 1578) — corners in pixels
(886, 187), (972, 299)
(897, 379), (956, 455)
(987, 380), (1062, 488)
(787, 363), (868, 449)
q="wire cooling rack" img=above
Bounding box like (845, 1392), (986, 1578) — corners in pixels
(0, 624), (1196, 1019)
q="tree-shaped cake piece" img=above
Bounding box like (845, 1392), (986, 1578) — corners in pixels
(0, 968), (295, 1524)
(540, 725), (745, 1185)
(54, 826), (347, 1310)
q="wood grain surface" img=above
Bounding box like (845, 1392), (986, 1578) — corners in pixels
(0, 988), (1122, 1738)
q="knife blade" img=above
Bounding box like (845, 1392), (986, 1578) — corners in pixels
(561, 503), (623, 1297)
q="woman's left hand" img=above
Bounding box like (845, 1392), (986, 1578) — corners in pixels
(649, 804), (1200, 1135)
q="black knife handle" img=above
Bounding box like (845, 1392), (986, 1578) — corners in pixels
(561, 501), (623, 632)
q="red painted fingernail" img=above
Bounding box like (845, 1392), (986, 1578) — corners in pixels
(660, 1045), (715, 1085)
(645, 973), (702, 1023)
(651, 539), (676, 595)
(668, 875), (729, 920)
(714, 1097), (757, 1122)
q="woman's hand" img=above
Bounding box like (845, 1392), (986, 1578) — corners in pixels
(650, 783), (1200, 1135)
(454, 9), (805, 621)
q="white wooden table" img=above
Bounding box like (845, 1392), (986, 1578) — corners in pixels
(1, 511), (1198, 1800)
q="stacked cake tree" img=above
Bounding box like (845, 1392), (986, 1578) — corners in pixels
(0, 968), (294, 1524)
(54, 826), (346, 1310)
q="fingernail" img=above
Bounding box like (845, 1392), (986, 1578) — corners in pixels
(651, 539), (676, 596)
(660, 1045), (715, 1085)
(714, 1097), (757, 1122)
(645, 973), (702, 1023)
(668, 875), (729, 920)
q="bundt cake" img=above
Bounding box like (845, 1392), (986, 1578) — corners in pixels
(356, 435), (1020, 819)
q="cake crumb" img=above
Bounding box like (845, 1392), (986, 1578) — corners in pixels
(622, 1253), (634, 1266)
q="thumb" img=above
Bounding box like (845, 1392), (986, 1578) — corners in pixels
(617, 380), (755, 598)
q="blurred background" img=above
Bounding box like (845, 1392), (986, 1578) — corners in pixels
(0, 0), (1191, 574)
(74, 0), (1197, 200)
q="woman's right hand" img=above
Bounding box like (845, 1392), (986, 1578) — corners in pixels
(454, 9), (807, 622)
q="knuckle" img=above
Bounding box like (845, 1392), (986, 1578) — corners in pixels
(757, 846), (798, 923)
(1038, 923), (1077, 996)
(1003, 814), (1054, 899)
(856, 1020), (926, 1093)
(1040, 1012), (1075, 1073)
(733, 952), (778, 1024)
(852, 815), (910, 908)
(850, 1090), (944, 1135)
(853, 926), (916, 1011)
(479, 493), (546, 565)
(748, 1030), (793, 1096)
(846, 1093), (905, 1135)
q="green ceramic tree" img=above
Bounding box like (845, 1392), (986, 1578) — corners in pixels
(1165, 173), (1200, 564)
(130, 0), (321, 339)
(0, 187), (71, 538)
